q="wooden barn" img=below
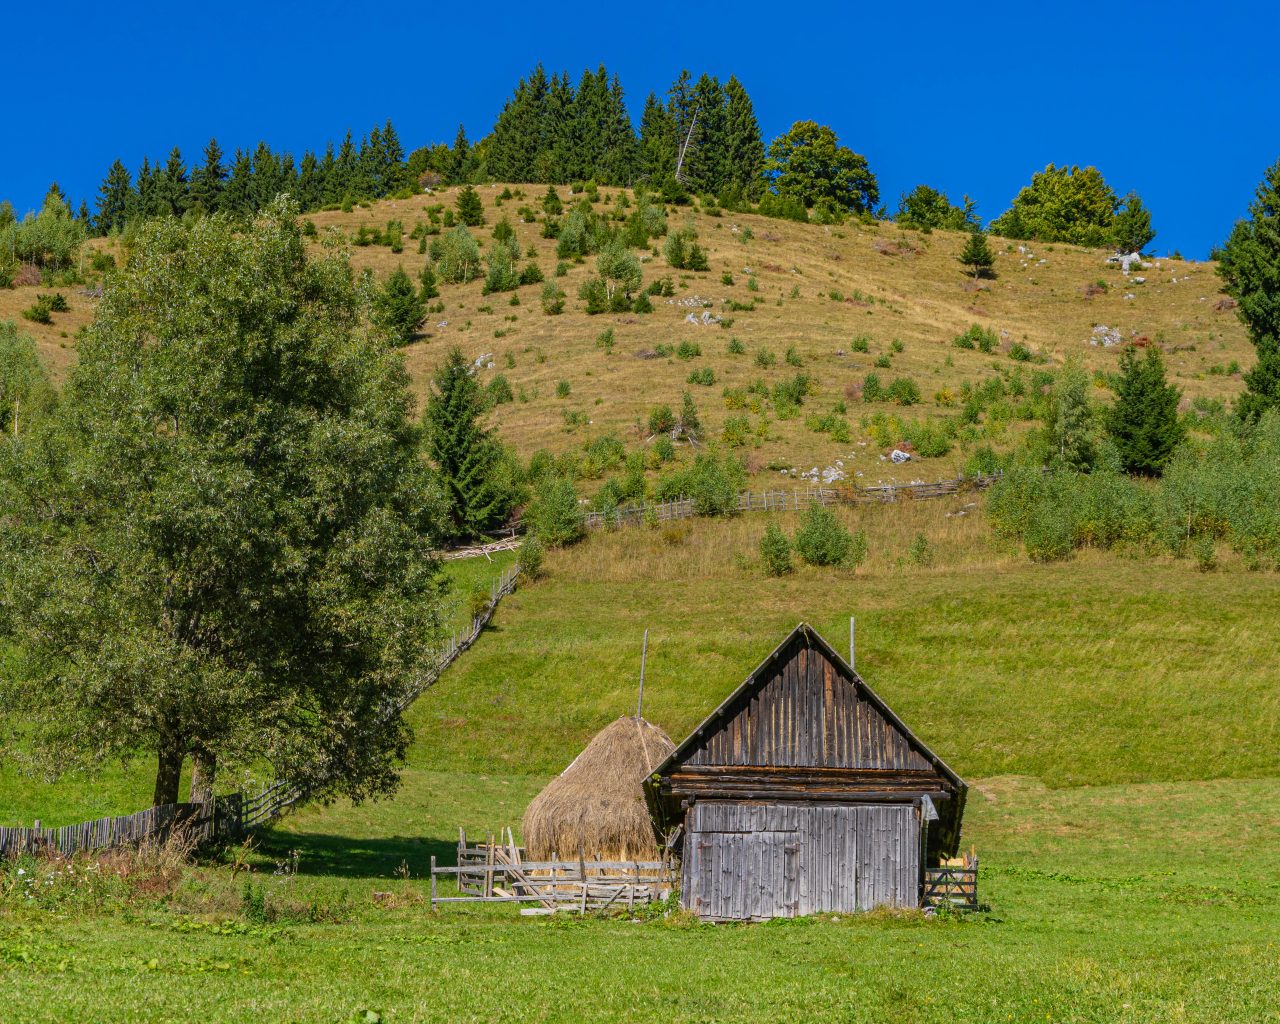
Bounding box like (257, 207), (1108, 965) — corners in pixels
(646, 623), (968, 921)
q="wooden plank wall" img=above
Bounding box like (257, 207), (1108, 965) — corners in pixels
(685, 638), (933, 772)
(683, 801), (920, 921)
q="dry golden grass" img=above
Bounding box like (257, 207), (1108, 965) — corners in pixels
(12, 185), (1252, 482)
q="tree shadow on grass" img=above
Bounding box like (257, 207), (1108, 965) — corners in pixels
(250, 828), (457, 879)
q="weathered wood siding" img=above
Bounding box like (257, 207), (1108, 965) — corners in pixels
(685, 636), (931, 771)
(683, 801), (920, 920)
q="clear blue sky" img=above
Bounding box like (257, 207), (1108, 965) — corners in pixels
(4, 0), (1276, 258)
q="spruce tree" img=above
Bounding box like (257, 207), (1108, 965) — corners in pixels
(539, 72), (575, 182)
(153, 147), (189, 217)
(380, 118), (406, 193)
(424, 347), (517, 537)
(638, 92), (676, 183)
(597, 73), (637, 186)
(319, 142), (338, 204)
(685, 73), (728, 194)
(188, 138), (226, 215)
(959, 230), (996, 278)
(136, 157), (156, 218)
(456, 184), (485, 226)
(251, 142), (285, 211)
(330, 132), (358, 203)
(372, 266), (425, 346)
(297, 151), (323, 211)
(1105, 345), (1184, 476)
(488, 66), (549, 183)
(1111, 192), (1155, 254)
(723, 76), (765, 199)
(1218, 158), (1280, 420)
(95, 159), (135, 235)
(221, 149), (254, 218)
(449, 125), (472, 184)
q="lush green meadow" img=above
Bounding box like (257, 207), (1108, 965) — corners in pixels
(3, 505), (1279, 1021)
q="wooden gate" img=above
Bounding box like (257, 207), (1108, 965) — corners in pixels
(683, 801), (920, 920)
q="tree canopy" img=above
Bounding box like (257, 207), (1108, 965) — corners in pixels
(990, 164), (1147, 249)
(1105, 346), (1184, 476)
(764, 121), (879, 216)
(0, 200), (449, 806)
(896, 185), (977, 232)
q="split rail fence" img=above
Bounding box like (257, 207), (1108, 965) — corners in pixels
(923, 863), (979, 910)
(431, 829), (675, 913)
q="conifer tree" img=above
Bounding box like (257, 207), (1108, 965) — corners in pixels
(187, 138), (226, 215)
(1105, 345), (1184, 476)
(251, 142), (286, 211)
(136, 157), (156, 218)
(684, 74), (727, 194)
(539, 73), (575, 183)
(488, 65), (549, 183)
(723, 76), (765, 198)
(959, 230), (996, 278)
(456, 184), (484, 226)
(379, 119), (406, 193)
(1217, 158), (1280, 421)
(1111, 193), (1155, 254)
(95, 159), (135, 235)
(297, 151), (323, 211)
(638, 92), (675, 183)
(372, 266), (425, 346)
(330, 132), (358, 203)
(597, 73), (637, 185)
(424, 347), (518, 538)
(221, 149), (254, 218)
(153, 147), (189, 217)
(449, 125), (472, 184)
(318, 142), (338, 204)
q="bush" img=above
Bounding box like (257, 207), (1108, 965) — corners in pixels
(850, 335), (870, 354)
(21, 296), (53, 324)
(540, 282), (565, 315)
(793, 503), (853, 566)
(485, 374), (514, 407)
(785, 345), (804, 367)
(861, 373), (883, 402)
(676, 340), (702, 360)
(519, 263), (545, 286)
(952, 324), (998, 353)
(687, 367), (715, 386)
(525, 476), (584, 547)
(727, 336), (746, 355)
(908, 533), (932, 567)
(754, 349), (776, 368)
(886, 377), (921, 406)
(655, 450), (744, 515)
(431, 226), (482, 283)
(648, 404), (676, 435)
(760, 521), (793, 576)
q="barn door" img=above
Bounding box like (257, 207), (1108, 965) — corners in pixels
(684, 802), (799, 920)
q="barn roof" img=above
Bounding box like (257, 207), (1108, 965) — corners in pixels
(652, 621), (965, 793)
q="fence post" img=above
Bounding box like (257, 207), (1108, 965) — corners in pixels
(431, 855), (437, 911)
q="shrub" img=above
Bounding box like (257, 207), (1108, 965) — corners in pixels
(850, 335), (870, 354)
(952, 324), (998, 353)
(1008, 342), (1034, 362)
(722, 415), (752, 447)
(519, 263), (544, 286)
(526, 476), (584, 547)
(676, 340), (701, 360)
(485, 374), (514, 407)
(755, 349), (776, 368)
(21, 296), (54, 324)
(861, 373), (883, 401)
(456, 185), (485, 226)
(785, 345), (804, 367)
(596, 328), (615, 354)
(874, 354), (892, 369)
(482, 246), (520, 295)
(727, 336), (746, 355)
(655, 450), (744, 515)
(648, 404), (676, 435)
(793, 503), (854, 567)
(760, 521), (793, 576)
(555, 380), (571, 398)
(908, 533), (932, 567)
(577, 276), (609, 314)
(632, 292), (654, 313)
(687, 367), (715, 386)
(431, 226), (482, 283)
(886, 377), (921, 406)
(540, 282), (566, 315)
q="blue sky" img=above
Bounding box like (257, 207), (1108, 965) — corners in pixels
(4, 1), (1276, 257)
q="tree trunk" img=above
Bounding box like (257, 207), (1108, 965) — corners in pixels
(153, 736), (185, 807)
(190, 750), (216, 805)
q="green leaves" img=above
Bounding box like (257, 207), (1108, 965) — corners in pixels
(1105, 346), (1184, 476)
(764, 121), (879, 215)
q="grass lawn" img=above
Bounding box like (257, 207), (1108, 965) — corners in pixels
(2, 513), (1278, 1020)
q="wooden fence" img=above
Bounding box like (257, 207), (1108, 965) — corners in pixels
(433, 829), (675, 913)
(923, 864), (979, 911)
(0, 796), (241, 858)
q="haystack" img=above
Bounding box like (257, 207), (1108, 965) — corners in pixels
(522, 716), (675, 862)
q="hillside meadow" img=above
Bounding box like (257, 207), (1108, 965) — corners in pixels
(7, 185), (1254, 484)
(2, 501), (1278, 1021)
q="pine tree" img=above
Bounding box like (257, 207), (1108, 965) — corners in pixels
(296, 151), (323, 211)
(372, 266), (425, 346)
(136, 157), (156, 218)
(723, 76), (764, 199)
(251, 142), (286, 211)
(959, 230), (996, 278)
(318, 142), (338, 204)
(488, 66), (549, 183)
(449, 124), (472, 184)
(380, 118), (406, 193)
(188, 139), (226, 215)
(638, 92), (675, 184)
(153, 147), (189, 217)
(1105, 345), (1184, 476)
(95, 159), (135, 235)
(456, 184), (484, 226)
(597, 72), (637, 186)
(685, 73), (727, 194)
(221, 149), (254, 217)
(1218, 158), (1280, 420)
(330, 132), (357, 204)
(424, 347), (518, 537)
(76, 199), (90, 225)
(1111, 193), (1155, 254)
(539, 72), (575, 183)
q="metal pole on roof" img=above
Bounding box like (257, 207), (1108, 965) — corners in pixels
(849, 617), (856, 672)
(636, 629), (649, 719)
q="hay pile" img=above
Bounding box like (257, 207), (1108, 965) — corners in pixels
(522, 716), (675, 862)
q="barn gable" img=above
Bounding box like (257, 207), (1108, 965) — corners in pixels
(649, 622), (967, 859)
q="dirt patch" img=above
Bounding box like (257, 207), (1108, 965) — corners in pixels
(1214, 297), (1238, 312)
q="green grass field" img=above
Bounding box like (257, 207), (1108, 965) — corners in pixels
(2, 503), (1279, 1021)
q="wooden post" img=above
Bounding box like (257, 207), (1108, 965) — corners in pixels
(636, 629), (649, 719)
(849, 617), (856, 671)
(430, 855), (437, 911)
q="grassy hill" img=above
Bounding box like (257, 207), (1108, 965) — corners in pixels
(9, 185), (1254, 483)
(3, 191), (1277, 1023)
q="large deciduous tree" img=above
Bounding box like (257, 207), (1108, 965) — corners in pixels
(764, 121), (879, 215)
(0, 199), (449, 807)
(989, 164), (1121, 247)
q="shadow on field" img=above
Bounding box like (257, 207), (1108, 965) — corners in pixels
(252, 829), (456, 879)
